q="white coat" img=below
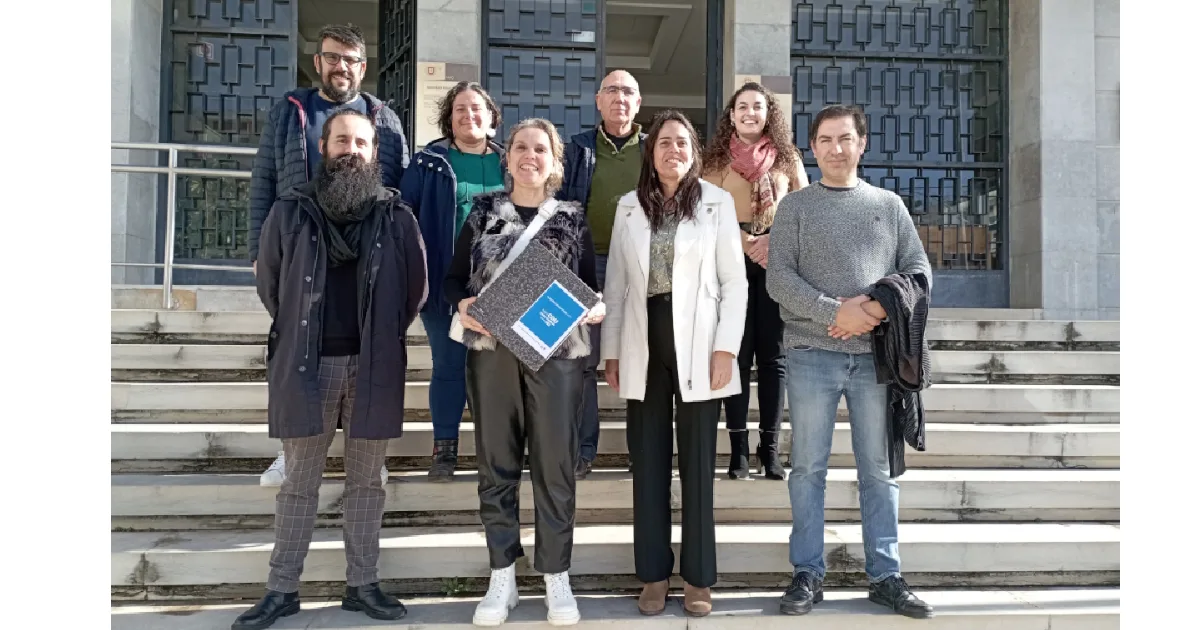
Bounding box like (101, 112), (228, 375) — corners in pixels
(599, 180), (749, 402)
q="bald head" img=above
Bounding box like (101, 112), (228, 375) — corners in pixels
(596, 70), (641, 136)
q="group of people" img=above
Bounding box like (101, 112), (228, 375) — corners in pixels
(232, 22), (935, 630)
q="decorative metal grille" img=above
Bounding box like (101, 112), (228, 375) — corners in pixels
(177, 155), (253, 260)
(378, 0), (417, 137)
(164, 0), (297, 261)
(485, 48), (599, 138)
(485, 0), (601, 44)
(483, 0), (603, 141)
(790, 0), (1006, 271)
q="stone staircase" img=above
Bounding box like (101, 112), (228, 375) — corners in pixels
(110, 287), (1120, 628)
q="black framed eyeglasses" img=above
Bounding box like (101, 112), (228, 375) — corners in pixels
(320, 51), (365, 67)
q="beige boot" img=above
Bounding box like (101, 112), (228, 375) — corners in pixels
(637, 580), (669, 616)
(683, 583), (712, 617)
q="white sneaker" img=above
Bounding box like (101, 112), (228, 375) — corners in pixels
(473, 564), (519, 626)
(544, 571), (580, 626)
(260, 451), (286, 486)
(380, 464), (389, 486)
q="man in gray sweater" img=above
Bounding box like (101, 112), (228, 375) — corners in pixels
(765, 105), (933, 619)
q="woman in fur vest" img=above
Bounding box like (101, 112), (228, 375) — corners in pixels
(442, 118), (604, 627)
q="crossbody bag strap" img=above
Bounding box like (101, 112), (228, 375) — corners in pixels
(481, 198), (558, 292)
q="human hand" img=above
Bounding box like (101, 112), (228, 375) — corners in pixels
(710, 351), (735, 390)
(458, 297), (490, 337)
(828, 296), (863, 340)
(861, 299), (886, 320)
(585, 297), (606, 325)
(748, 233), (770, 267)
(605, 359), (620, 390)
(827, 296), (887, 339)
(831, 299), (879, 339)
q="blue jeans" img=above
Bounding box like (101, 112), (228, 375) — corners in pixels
(579, 254), (608, 462)
(421, 311), (468, 441)
(785, 346), (901, 583)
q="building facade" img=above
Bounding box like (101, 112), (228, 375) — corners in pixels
(111, 0), (1120, 319)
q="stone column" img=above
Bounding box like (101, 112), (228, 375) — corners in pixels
(111, 0), (163, 285)
(1009, 0), (1117, 320)
(414, 0), (482, 149)
(1095, 0), (1121, 320)
(725, 0), (794, 132)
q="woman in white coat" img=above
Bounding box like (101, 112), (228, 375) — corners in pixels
(599, 110), (748, 617)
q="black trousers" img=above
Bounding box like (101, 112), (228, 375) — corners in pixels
(467, 344), (585, 574)
(628, 294), (720, 588)
(722, 255), (786, 434)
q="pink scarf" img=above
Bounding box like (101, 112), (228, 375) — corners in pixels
(728, 134), (778, 234)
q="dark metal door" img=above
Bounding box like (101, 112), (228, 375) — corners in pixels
(705, 0), (724, 141)
(481, 0), (605, 142)
(158, 0), (298, 285)
(377, 0), (417, 139)
(790, 0), (1009, 307)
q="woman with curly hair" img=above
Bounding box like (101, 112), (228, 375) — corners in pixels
(400, 81), (506, 481)
(702, 82), (809, 481)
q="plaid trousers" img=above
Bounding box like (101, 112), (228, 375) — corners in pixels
(266, 355), (390, 592)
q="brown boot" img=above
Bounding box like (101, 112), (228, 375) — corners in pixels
(683, 583), (712, 617)
(637, 580), (669, 616)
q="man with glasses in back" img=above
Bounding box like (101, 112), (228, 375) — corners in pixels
(248, 23), (411, 487)
(559, 70), (647, 480)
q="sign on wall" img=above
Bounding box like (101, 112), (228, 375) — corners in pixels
(414, 62), (480, 148)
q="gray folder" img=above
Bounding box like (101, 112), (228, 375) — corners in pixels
(469, 240), (601, 371)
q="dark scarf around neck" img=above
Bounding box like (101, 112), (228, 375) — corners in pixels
(314, 178), (381, 268)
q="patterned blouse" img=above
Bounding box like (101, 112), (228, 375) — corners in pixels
(647, 210), (679, 296)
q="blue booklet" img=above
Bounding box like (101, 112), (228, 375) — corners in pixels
(512, 281), (588, 357)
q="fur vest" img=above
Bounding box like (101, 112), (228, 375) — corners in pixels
(461, 192), (593, 359)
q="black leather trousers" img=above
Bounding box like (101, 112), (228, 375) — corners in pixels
(467, 344), (585, 574)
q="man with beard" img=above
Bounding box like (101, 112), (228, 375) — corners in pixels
(233, 110), (427, 630)
(249, 22), (410, 486)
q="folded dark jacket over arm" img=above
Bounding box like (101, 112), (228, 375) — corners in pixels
(869, 272), (931, 478)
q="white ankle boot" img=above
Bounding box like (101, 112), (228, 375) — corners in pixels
(473, 564), (518, 626)
(543, 571), (580, 626)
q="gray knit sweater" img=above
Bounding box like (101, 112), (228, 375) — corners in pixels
(765, 180), (931, 355)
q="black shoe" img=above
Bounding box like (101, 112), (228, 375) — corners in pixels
(779, 571), (823, 615)
(868, 576), (934, 619)
(428, 439), (458, 481)
(727, 431), (750, 479)
(231, 590), (300, 630)
(341, 583), (408, 621)
(574, 458), (593, 480)
(757, 431), (786, 480)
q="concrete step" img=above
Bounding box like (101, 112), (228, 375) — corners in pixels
(111, 588), (1120, 629)
(111, 309), (1119, 347)
(111, 469), (1119, 525)
(111, 423), (1120, 471)
(110, 344), (1119, 382)
(115, 286), (1071, 322)
(112, 523), (1119, 596)
(110, 381), (1120, 418)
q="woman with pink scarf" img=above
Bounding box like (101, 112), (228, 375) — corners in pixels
(702, 82), (809, 480)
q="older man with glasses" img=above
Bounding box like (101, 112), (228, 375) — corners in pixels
(558, 70), (648, 481)
(247, 23), (412, 489)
